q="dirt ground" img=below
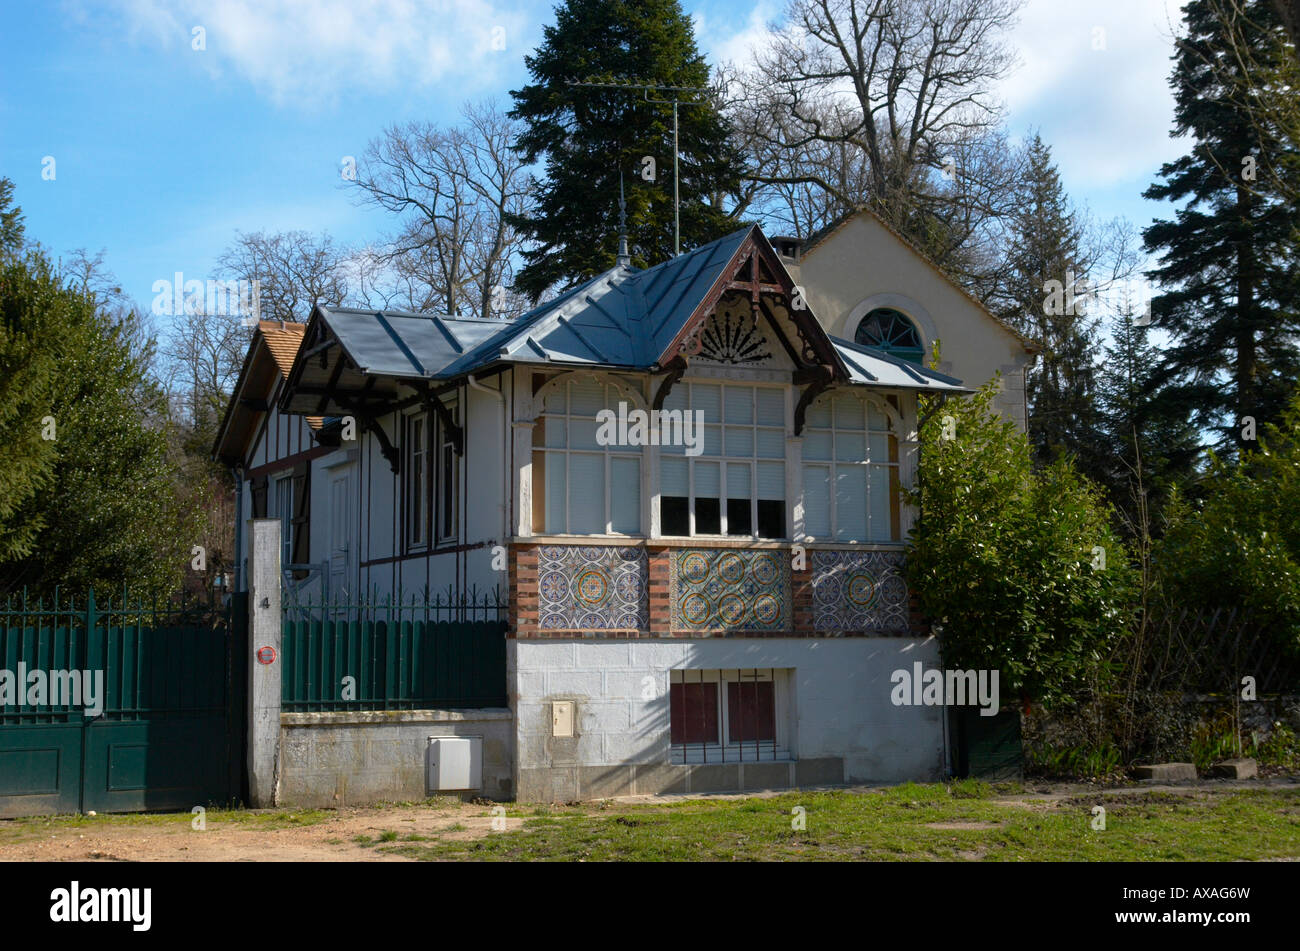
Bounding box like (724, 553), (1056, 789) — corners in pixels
(1, 778), (1294, 862)
(0, 800), (522, 862)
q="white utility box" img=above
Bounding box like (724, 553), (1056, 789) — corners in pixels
(427, 735), (482, 791)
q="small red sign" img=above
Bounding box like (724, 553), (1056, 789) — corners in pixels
(256, 646), (276, 665)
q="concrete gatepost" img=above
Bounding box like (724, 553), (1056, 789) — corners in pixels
(247, 518), (282, 807)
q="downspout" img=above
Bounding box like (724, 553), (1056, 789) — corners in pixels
(466, 374), (509, 549)
(230, 466), (244, 593)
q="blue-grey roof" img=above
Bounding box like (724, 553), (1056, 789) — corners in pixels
(831, 336), (969, 391)
(280, 225), (967, 417)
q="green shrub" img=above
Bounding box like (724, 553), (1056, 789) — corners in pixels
(906, 381), (1138, 707)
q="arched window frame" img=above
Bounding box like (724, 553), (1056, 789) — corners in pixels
(840, 293), (937, 367)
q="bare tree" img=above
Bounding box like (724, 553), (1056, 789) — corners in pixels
(217, 230), (351, 324)
(726, 0), (1024, 281)
(351, 100), (534, 319)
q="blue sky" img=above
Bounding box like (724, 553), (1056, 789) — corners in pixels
(1, 0), (1188, 316)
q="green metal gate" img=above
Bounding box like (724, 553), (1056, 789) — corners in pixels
(0, 590), (247, 817)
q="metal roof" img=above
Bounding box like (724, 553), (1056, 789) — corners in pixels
(831, 336), (969, 392)
(279, 224), (967, 417)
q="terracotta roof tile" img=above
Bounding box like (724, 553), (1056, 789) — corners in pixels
(255, 321), (323, 429)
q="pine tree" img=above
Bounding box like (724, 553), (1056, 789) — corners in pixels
(1143, 0), (1300, 455)
(507, 0), (744, 299)
(998, 135), (1106, 479)
(1096, 309), (1201, 531)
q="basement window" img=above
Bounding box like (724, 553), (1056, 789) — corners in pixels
(669, 668), (791, 763)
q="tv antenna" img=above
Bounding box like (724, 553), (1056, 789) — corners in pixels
(566, 80), (712, 257)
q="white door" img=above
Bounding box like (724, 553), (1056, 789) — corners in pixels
(329, 469), (354, 599)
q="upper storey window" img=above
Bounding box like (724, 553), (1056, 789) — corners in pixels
(854, 308), (924, 365)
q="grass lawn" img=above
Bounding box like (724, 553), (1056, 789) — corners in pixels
(369, 781), (1300, 862)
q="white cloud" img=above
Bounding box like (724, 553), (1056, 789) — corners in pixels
(96, 0), (531, 107)
(693, 1), (781, 69)
(997, 0), (1189, 188)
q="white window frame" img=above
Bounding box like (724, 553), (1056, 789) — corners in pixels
(404, 411), (428, 550)
(533, 379), (643, 536)
(658, 382), (787, 540)
(668, 668), (792, 764)
(802, 391), (902, 543)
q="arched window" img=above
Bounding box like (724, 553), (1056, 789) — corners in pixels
(854, 308), (924, 364)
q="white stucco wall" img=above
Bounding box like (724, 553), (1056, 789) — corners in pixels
(789, 213), (1034, 428)
(510, 636), (947, 799)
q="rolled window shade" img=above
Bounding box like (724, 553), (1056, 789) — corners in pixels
(757, 461), (784, 500)
(661, 456), (688, 496)
(756, 388), (784, 427)
(726, 462), (752, 498)
(611, 457), (640, 534)
(695, 461), (721, 497)
(803, 465), (831, 538)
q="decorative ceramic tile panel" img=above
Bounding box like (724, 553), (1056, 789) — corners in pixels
(812, 550), (910, 634)
(669, 549), (791, 633)
(537, 546), (648, 631)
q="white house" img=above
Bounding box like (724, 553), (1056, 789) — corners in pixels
(215, 221), (1030, 801)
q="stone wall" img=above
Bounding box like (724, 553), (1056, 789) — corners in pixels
(277, 709), (513, 807)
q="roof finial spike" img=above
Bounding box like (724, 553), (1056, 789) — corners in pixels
(616, 170), (631, 267)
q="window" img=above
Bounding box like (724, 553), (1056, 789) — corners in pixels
(437, 406), (458, 543)
(669, 669), (788, 763)
(659, 383), (786, 539)
(274, 475), (293, 566)
(404, 413), (428, 549)
(854, 307), (924, 364)
(402, 401), (460, 549)
(802, 392), (901, 542)
(532, 379), (641, 535)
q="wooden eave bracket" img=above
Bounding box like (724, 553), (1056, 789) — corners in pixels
(653, 355), (689, 410)
(794, 364), (835, 436)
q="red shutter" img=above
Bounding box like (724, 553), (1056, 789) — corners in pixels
(670, 682), (718, 745)
(727, 680), (775, 743)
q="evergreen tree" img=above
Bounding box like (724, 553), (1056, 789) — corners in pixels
(507, 0), (744, 299)
(999, 135), (1106, 479)
(0, 240), (198, 598)
(1096, 309), (1201, 531)
(0, 177), (24, 255)
(1143, 0), (1300, 454)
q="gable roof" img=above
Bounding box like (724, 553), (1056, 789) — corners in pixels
(799, 206), (1039, 354)
(212, 321), (324, 467)
(278, 225), (969, 418)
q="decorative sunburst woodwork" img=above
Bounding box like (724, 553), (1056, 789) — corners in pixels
(695, 303), (772, 365)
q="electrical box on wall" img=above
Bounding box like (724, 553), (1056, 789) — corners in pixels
(551, 700), (575, 737)
(427, 736), (482, 791)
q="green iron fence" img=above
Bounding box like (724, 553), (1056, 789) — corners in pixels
(0, 588), (240, 816)
(281, 586), (508, 711)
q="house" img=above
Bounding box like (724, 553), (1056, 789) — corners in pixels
(773, 207), (1037, 428)
(215, 221), (1023, 802)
